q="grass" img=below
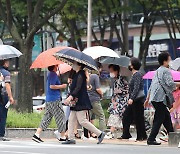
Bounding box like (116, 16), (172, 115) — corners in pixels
(7, 109), (57, 128)
(6, 99), (110, 128)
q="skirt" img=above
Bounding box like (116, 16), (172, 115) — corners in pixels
(107, 114), (122, 128)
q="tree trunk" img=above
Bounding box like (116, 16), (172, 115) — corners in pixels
(17, 41), (33, 113)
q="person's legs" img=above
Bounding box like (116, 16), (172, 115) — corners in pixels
(148, 102), (166, 142)
(68, 111), (77, 140)
(0, 103), (8, 137)
(132, 99), (147, 140)
(91, 101), (106, 131)
(163, 108), (174, 134)
(52, 101), (66, 138)
(121, 105), (133, 138)
(76, 110), (101, 137)
(37, 103), (53, 135)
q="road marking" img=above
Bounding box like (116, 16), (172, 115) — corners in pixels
(1, 151), (45, 154)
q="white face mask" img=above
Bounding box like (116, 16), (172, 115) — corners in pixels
(110, 72), (116, 78)
(72, 63), (79, 71)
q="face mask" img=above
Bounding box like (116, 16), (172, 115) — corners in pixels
(72, 63), (78, 71)
(128, 65), (133, 71)
(110, 73), (116, 78)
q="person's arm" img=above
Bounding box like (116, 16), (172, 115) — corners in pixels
(129, 73), (141, 103)
(5, 83), (14, 104)
(94, 75), (103, 97)
(49, 74), (67, 90)
(163, 70), (176, 91)
(65, 74), (83, 104)
(70, 74), (83, 97)
(50, 84), (67, 90)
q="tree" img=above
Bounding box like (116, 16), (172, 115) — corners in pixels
(0, 0), (68, 112)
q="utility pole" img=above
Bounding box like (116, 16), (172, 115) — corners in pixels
(87, 0), (92, 48)
(122, 0), (129, 55)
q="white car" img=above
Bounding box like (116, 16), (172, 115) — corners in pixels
(32, 92), (67, 113)
(33, 96), (46, 113)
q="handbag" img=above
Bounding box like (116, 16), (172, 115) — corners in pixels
(157, 71), (172, 109)
(68, 97), (78, 107)
(135, 90), (145, 101)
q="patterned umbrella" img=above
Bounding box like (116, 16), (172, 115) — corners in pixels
(54, 48), (98, 71)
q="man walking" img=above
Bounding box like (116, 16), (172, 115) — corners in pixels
(88, 65), (106, 132)
(32, 65), (67, 143)
(0, 60), (14, 141)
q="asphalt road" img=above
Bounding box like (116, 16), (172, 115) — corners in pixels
(0, 140), (179, 154)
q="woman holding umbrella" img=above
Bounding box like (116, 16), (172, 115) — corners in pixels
(54, 48), (105, 144)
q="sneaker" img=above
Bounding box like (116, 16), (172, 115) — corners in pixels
(54, 130), (61, 140)
(178, 142), (180, 148)
(62, 139), (76, 144)
(160, 130), (168, 136)
(58, 138), (67, 142)
(0, 137), (10, 141)
(106, 132), (114, 139)
(97, 132), (105, 144)
(32, 134), (44, 143)
(159, 136), (168, 142)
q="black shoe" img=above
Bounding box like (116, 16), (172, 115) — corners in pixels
(58, 138), (67, 142)
(147, 140), (161, 145)
(62, 139), (76, 144)
(32, 135), (44, 143)
(97, 132), (105, 144)
(118, 135), (132, 140)
(0, 137), (10, 141)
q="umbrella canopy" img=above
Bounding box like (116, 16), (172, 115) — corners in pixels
(82, 46), (119, 59)
(143, 70), (180, 81)
(56, 63), (72, 75)
(30, 46), (73, 69)
(0, 45), (22, 60)
(170, 58), (180, 71)
(99, 56), (131, 76)
(54, 48), (98, 71)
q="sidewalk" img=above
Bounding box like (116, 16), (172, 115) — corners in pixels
(12, 137), (168, 147)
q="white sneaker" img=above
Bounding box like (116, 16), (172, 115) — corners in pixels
(106, 132), (114, 139)
(178, 142), (180, 148)
(104, 135), (111, 139)
(54, 130), (61, 140)
(159, 135), (168, 142)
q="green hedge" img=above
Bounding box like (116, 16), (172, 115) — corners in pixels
(7, 109), (57, 128)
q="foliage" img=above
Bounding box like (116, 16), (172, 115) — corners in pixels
(6, 109), (57, 128)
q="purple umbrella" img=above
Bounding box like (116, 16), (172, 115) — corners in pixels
(143, 70), (180, 81)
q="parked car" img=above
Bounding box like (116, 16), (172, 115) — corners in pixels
(33, 92), (67, 113)
(33, 96), (46, 113)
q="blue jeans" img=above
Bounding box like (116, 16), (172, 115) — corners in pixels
(0, 95), (8, 137)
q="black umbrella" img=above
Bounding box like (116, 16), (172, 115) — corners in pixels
(54, 48), (98, 71)
(99, 56), (132, 76)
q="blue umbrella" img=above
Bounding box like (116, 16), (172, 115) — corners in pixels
(54, 48), (98, 71)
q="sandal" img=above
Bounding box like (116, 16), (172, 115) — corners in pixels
(75, 133), (81, 139)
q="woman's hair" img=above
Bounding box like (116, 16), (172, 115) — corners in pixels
(108, 64), (120, 74)
(77, 62), (85, 70)
(158, 52), (170, 66)
(69, 68), (76, 79)
(48, 65), (55, 71)
(0, 60), (7, 66)
(131, 57), (141, 70)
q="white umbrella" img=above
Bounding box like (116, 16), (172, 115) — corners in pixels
(83, 46), (119, 59)
(170, 58), (180, 71)
(0, 45), (22, 60)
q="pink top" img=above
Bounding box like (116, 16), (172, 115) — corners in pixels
(173, 89), (180, 112)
